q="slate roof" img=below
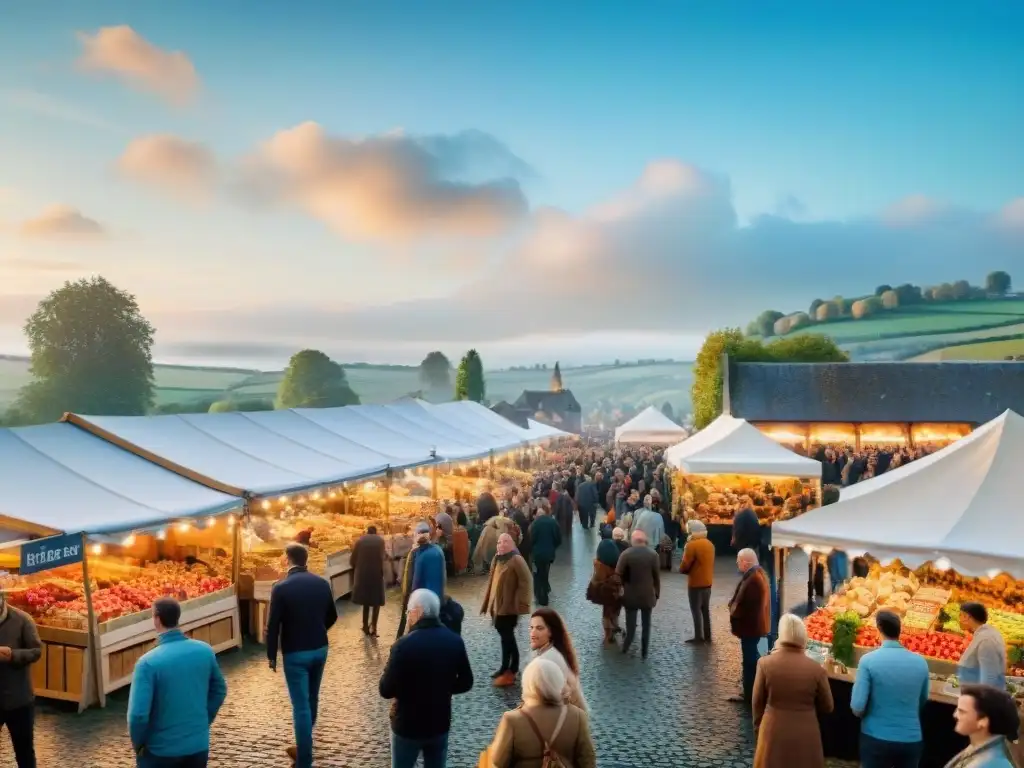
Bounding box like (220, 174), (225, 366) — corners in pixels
(727, 360), (1024, 424)
(513, 389), (582, 414)
(491, 401), (529, 429)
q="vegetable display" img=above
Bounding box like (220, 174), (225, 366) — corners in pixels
(831, 612), (861, 667)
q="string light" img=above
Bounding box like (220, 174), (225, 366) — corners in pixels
(91, 544), (103, 555)
(933, 557), (952, 572)
(121, 534), (136, 547)
(261, 500), (271, 511)
(206, 516), (217, 526)
(312, 491), (322, 501)
(227, 515), (235, 528)
(987, 568), (1003, 579)
(156, 529), (167, 541)
(177, 522), (191, 532)
(278, 496), (289, 505)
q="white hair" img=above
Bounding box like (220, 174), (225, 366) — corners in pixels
(522, 658), (566, 706)
(407, 588), (440, 619)
(778, 613), (807, 647)
(737, 548), (759, 565)
(631, 529), (647, 545)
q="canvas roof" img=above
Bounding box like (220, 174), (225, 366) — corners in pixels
(665, 414), (821, 478)
(772, 409), (1024, 579)
(0, 423), (239, 536)
(615, 406), (689, 444)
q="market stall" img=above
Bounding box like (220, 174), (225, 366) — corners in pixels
(0, 423), (243, 711)
(614, 406), (689, 445)
(772, 409), (1024, 766)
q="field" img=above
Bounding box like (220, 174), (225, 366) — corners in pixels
(0, 356), (693, 415)
(910, 337), (1024, 362)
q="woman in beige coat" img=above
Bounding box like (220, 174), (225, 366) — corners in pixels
(485, 658), (596, 768)
(481, 533), (533, 687)
(752, 613), (834, 768)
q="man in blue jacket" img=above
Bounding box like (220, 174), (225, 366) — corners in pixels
(380, 589), (473, 768)
(127, 597), (227, 767)
(267, 543), (338, 768)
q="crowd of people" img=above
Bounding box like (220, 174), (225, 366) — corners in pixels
(0, 443), (1020, 768)
(814, 442), (940, 487)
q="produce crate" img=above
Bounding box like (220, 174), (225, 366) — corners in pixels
(32, 626), (90, 705)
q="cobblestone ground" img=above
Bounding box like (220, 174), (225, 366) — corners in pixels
(2, 530), (850, 768)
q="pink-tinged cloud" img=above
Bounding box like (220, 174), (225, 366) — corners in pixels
(17, 205), (106, 239)
(998, 198), (1024, 230)
(76, 25), (199, 105)
(240, 122), (528, 241)
(881, 194), (949, 226)
(118, 135), (216, 197)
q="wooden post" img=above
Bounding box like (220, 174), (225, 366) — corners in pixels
(489, 451), (495, 481)
(803, 424), (812, 457)
(905, 422), (914, 449)
(79, 533), (106, 711)
(231, 507), (242, 584)
(385, 470), (392, 536)
(431, 464), (438, 500)
(854, 424), (862, 452)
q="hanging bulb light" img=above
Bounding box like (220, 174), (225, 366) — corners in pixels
(121, 534), (136, 547)
(206, 516), (217, 527)
(156, 529), (167, 541)
(90, 543), (103, 555)
(177, 522), (191, 532)
(261, 500), (271, 511)
(278, 496), (289, 505)
(227, 514), (236, 528)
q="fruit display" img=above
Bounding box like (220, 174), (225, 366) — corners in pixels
(826, 571), (920, 619)
(991, 609), (1024, 644)
(677, 474), (815, 526)
(920, 565), (1024, 614)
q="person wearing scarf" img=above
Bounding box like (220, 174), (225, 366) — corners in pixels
(480, 533), (533, 687)
(588, 528), (624, 644)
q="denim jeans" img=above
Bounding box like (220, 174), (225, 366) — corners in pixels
(390, 731), (448, 768)
(283, 646), (329, 768)
(859, 733), (923, 768)
(137, 752), (208, 768)
(740, 636), (762, 703)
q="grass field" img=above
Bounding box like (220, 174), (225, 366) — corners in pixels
(0, 356), (694, 414)
(787, 304), (1024, 344)
(910, 337), (1024, 361)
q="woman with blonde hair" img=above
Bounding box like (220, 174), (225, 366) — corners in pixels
(752, 613), (834, 768)
(484, 658), (596, 768)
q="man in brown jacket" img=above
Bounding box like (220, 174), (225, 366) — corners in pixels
(0, 589), (42, 768)
(615, 530), (660, 660)
(728, 548), (770, 707)
(680, 520), (716, 644)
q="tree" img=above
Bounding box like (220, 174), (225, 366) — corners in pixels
(815, 302), (841, 322)
(881, 289), (900, 310)
(18, 276), (154, 423)
(773, 316), (792, 336)
(455, 349), (486, 402)
(931, 283), (956, 302)
(832, 295), (852, 316)
(209, 400), (237, 413)
(754, 310), (785, 338)
(550, 361), (563, 392)
(661, 402), (675, 421)
(788, 312), (812, 331)
(875, 284), (893, 296)
(691, 329), (848, 429)
(895, 283), (922, 305)
(986, 270), (1011, 295)
(808, 298), (824, 317)
(952, 280), (972, 300)
(418, 351), (452, 390)
(275, 350), (360, 409)
(851, 296), (883, 319)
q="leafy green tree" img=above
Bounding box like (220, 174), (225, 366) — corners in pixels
(235, 397), (272, 412)
(418, 351), (452, 390)
(748, 310), (783, 338)
(691, 329), (848, 429)
(952, 280), (972, 300)
(852, 296), (884, 319)
(661, 402), (675, 421)
(455, 349), (486, 402)
(276, 350), (360, 409)
(881, 289), (900, 310)
(209, 400), (237, 413)
(931, 283), (956, 302)
(772, 316), (792, 336)
(808, 298), (824, 317)
(815, 302), (840, 322)
(18, 276), (154, 423)
(986, 270), (1011, 295)
(832, 295), (852, 316)
(875, 284), (893, 296)
(550, 361), (563, 392)
(895, 283), (922, 305)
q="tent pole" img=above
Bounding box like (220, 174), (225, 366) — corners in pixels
(79, 533), (106, 711)
(385, 470), (392, 536)
(231, 505), (243, 584)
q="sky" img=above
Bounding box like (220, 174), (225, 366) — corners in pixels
(0, 0), (1022, 369)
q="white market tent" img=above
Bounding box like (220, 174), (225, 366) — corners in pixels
(65, 411), (394, 497)
(0, 423), (240, 536)
(772, 409), (1024, 579)
(421, 400), (568, 446)
(384, 400), (523, 455)
(665, 414), (821, 478)
(615, 406), (688, 445)
(526, 419), (570, 440)
(322, 404), (491, 461)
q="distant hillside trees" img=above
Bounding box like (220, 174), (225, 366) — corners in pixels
(455, 349), (486, 402)
(419, 351), (452, 390)
(987, 271), (1011, 295)
(276, 350), (360, 409)
(18, 276), (155, 423)
(691, 329), (848, 429)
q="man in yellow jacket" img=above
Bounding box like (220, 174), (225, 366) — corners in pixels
(679, 519), (716, 644)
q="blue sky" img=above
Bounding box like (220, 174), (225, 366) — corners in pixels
(0, 1), (1021, 367)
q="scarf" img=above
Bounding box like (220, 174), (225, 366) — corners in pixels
(493, 550), (518, 564)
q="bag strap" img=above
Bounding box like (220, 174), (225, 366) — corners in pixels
(520, 706), (568, 751)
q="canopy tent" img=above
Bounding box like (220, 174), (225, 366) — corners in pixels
(290, 406), (443, 461)
(0, 423), (240, 536)
(772, 409), (1024, 579)
(65, 412), (392, 497)
(419, 400), (530, 444)
(383, 399), (523, 455)
(615, 406), (689, 444)
(343, 404), (493, 461)
(665, 414), (821, 478)
(526, 419), (570, 440)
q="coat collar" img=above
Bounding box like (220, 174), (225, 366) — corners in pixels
(157, 628), (187, 646)
(410, 616), (442, 632)
(287, 565), (308, 576)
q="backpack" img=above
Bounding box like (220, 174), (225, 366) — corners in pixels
(520, 705), (569, 768)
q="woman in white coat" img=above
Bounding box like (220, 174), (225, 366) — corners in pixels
(528, 607), (587, 711)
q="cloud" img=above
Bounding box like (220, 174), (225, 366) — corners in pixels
(998, 198), (1024, 230)
(0, 88), (119, 132)
(882, 194), (950, 226)
(118, 135), (216, 197)
(236, 122), (529, 241)
(76, 25), (199, 105)
(0, 257), (83, 272)
(156, 159), (1024, 346)
(774, 193), (807, 219)
(17, 205), (107, 239)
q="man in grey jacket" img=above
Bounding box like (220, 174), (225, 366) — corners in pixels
(0, 589), (42, 768)
(615, 530), (661, 660)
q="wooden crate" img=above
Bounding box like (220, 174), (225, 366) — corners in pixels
(32, 627), (90, 705)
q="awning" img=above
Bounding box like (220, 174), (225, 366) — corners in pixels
(387, 399), (524, 454)
(0, 423), (240, 536)
(665, 414), (821, 478)
(772, 409), (1024, 579)
(526, 419), (571, 440)
(65, 412), (391, 497)
(615, 406), (689, 445)
(342, 404), (492, 461)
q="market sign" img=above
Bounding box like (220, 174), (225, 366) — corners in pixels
(20, 533), (83, 576)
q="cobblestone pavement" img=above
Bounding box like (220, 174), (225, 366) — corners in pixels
(3, 529), (848, 768)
